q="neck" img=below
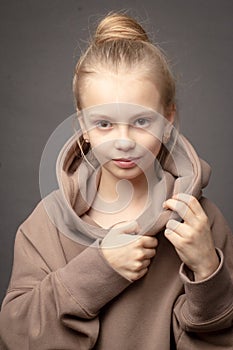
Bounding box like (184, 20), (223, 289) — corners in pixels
(97, 167), (156, 204)
(87, 165), (158, 228)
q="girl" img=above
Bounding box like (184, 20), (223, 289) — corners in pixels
(0, 13), (232, 350)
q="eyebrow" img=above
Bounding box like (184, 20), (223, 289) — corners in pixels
(86, 111), (157, 121)
(87, 114), (116, 121)
(130, 111), (156, 119)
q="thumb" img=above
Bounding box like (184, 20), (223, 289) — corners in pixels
(102, 221), (140, 249)
(110, 220), (140, 235)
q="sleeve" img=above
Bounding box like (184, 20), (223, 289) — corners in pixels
(172, 199), (233, 349)
(0, 226), (131, 350)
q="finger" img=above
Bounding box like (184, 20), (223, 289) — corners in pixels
(172, 193), (204, 217)
(141, 236), (158, 248)
(143, 248), (156, 259)
(164, 228), (182, 250)
(111, 220), (140, 235)
(138, 259), (151, 270)
(166, 219), (183, 236)
(133, 258), (151, 272)
(131, 268), (149, 281)
(163, 198), (195, 224)
(166, 220), (193, 238)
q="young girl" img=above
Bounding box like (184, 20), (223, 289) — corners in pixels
(0, 13), (232, 350)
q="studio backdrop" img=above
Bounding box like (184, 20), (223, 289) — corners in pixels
(0, 0), (232, 304)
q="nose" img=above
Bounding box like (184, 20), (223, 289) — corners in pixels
(114, 125), (136, 151)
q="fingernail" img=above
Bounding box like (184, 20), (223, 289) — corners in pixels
(165, 228), (172, 235)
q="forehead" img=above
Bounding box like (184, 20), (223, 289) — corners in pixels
(81, 73), (162, 111)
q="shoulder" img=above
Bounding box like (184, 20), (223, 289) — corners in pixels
(16, 191), (64, 255)
(19, 191), (59, 235)
(13, 191), (70, 270)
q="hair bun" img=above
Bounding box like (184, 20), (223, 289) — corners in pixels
(93, 13), (150, 44)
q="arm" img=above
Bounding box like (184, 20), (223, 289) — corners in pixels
(0, 224), (131, 350)
(164, 195), (233, 348)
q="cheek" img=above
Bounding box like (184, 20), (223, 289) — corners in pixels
(88, 128), (119, 149)
(140, 135), (162, 156)
(152, 139), (162, 155)
(87, 130), (102, 148)
(88, 132), (113, 163)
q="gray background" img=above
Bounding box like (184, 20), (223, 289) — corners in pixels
(0, 0), (232, 304)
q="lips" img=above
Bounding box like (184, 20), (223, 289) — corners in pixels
(112, 157), (140, 169)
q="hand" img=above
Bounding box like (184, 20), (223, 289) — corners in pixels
(163, 193), (219, 281)
(101, 221), (158, 281)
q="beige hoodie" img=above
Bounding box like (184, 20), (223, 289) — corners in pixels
(0, 134), (233, 350)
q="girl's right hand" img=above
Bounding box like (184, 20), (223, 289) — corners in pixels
(100, 221), (158, 281)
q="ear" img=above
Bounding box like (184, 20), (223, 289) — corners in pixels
(162, 104), (176, 144)
(165, 103), (176, 123)
(77, 109), (89, 141)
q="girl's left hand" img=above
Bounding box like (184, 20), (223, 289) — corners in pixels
(163, 193), (219, 281)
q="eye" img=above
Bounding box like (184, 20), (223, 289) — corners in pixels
(96, 120), (113, 129)
(134, 118), (151, 128)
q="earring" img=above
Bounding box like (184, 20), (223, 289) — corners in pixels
(162, 125), (172, 144)
(84, 139), (90, 144)
(162, 133), (170, 144)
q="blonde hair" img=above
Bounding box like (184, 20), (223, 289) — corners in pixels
(73, 12), (176, 113)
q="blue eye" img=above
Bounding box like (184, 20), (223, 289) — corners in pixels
(134, 118), (151, 128)
(96, 120), (113, 129)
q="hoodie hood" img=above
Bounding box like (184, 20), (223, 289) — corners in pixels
(42, 120), (211, 245)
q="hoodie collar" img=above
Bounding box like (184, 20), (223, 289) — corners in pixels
(49, 129), (211, 242)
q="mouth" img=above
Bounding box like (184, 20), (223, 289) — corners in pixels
(112, 157), (140, 169)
